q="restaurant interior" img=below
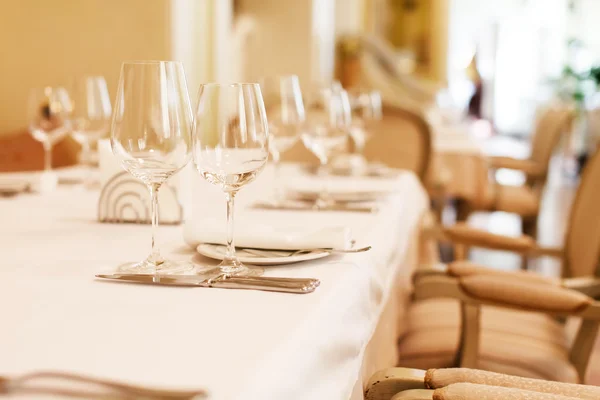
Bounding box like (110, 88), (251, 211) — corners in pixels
(3, 0), (600, 399)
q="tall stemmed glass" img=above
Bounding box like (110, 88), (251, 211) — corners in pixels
(69, 76), (112, 187)
(259, 75), (305, 203)
(193, 83), (269, 277)
(301, 86), (351, 207)
(28, 87), (73, 172)
(111, 61), (193, 274)
(348, 89), (382, 158)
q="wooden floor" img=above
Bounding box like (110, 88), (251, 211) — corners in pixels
(455, 136), (600, 384)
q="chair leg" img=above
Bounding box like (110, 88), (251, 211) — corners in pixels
(520, 217), (538, 270)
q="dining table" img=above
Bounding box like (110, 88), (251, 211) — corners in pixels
(0, 163), (429, 400)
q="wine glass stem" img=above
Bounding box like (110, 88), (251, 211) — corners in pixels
(80, 139), (93, 186)
(273, 157), (282, 203)
(223, 191), (239, 272)
(319, 158), (330, 205)
(43, 142), (52, 172)
(149, 184), (163, 266)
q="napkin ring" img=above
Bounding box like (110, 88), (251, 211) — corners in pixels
(98, 171), (182, 225)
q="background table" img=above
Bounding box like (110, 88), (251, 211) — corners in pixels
(0, 165), (428, 400)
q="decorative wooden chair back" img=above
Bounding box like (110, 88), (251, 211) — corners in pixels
(563, 148), (600, 278)
(364, 104), (432, 182)
(0, 130), (80, 172)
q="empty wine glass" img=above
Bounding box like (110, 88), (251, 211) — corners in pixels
(259, 75), (305, 203)
(69, 76), (112, 187)
(28, 87), (73, 172)
(345, 89), (382, 169)
(111, 61), (193, 274)
(301, 85), (351, 207)
(193, 83), (269, 277)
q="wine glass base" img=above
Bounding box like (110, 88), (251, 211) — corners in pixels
(194, 262), (264, 277)
(117, 259), (195, 275)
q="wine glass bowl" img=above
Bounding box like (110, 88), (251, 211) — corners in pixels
(301, 86), (351, 166)
(259, 75), (305, 202)
(193, 83), (269, 277)
(28, 86), (73, 172)
(111, 61), (193, 274)
(69, 76), (112, 186)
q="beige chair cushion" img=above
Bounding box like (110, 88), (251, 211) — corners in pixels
(426, 368), (600, 398)
(398, 326), (579, 383)
(432, 383), (581, 400)
(483, 184), (540, 217)
(398, 299), (578, 383)
(406, 299), (567, 347)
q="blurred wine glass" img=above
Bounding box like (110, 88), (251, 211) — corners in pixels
(111, 61), (193, 274)
(346, 89), (382, 165)
(69, 76), (112, 187)
(301, 85), (351, 207)
(27, 87), (73, 173)
(193, 83), (269, 277)
(259, 75), (305, 203)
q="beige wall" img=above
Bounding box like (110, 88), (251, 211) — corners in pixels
(0, 0), (173, 134)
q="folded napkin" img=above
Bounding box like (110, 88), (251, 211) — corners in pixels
(184, 218), (353, 250)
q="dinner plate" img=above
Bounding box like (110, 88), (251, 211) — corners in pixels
(196, 243), (331, 266)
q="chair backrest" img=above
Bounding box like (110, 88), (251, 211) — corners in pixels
(527, 106), (574, 186)
(0, 130), (80, 172)
(564, 149), (600, 278)
(363, 104), (432, 182)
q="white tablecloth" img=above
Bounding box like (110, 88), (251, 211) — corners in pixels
(0, 165), (428, 400)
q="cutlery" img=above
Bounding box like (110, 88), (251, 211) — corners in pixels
(0, 370), (206, 399)
(240, 245), (372, 258)
(252, 201), (378, 213)
(0, 180), (31, 197)
(96, 273), (320, 294)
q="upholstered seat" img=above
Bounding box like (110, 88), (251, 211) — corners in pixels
(398, 298), (577, 383)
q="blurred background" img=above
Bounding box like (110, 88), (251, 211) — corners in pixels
(2, 0), (600, 166)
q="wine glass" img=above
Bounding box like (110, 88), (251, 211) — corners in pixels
(111, 61), (193, 275)
(301, 85), (351, 207)
(28, 87), (73, 173)
(69, 76), (112, 187)
(259, 75), (305, 203)
(346, 89), (382, 167)
(192, 83), (269, 277)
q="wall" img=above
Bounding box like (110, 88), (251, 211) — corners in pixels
(0, 0), (176, 134)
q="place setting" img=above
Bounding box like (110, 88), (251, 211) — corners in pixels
(93, 63), (377, 295)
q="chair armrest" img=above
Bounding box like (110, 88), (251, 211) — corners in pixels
(488, 156), (544, 178)
(442, 223), (535, 253)
(431, 223), (565, 258)
(414, 274), (594, 317)
(563, 277), (600, 298)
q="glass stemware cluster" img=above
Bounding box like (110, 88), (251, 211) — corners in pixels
(28, 77), (112, 185)
(109, 61), (380, 277)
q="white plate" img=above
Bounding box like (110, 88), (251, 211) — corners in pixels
(196, 243), (331, 266)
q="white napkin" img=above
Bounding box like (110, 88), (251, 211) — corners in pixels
(184, 218), (353, 250)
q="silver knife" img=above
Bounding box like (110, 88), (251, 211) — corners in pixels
(95, 273), (320, 294)
(251, 201), (377, 213)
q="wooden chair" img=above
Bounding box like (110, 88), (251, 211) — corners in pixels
(366, 367), (600, 400)
(0, 130), (80, 172)
(395, 149), (600, 384)
(455, 105), (575, 239)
